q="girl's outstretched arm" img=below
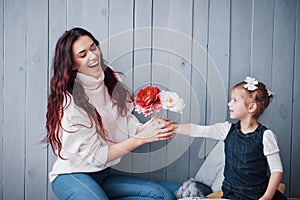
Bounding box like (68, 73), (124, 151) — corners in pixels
(176, 122), (231, 140)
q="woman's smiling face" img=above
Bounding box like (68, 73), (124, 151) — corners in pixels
(72, 35), (103, 78)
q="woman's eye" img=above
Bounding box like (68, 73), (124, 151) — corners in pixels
(91, 46), (97, 51)
(79, 54), (86, 58)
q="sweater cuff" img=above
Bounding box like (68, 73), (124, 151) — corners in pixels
(100, 145), (109, 165)
(128, 121), (142, 137)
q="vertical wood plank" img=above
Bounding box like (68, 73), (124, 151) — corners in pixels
(0, 0), (3, 198)
(290, 0), (300, 196)
(108, 0), (134, 175)
(3, 0), (26, 199)
(131, 0), (153, 179)
(108, 0), (134, 76)
(251, 0), (274, 126)
(204, 0), (230, 171)
(165, 0), (193, 184)
(25, 0), (48, 199)
(271, 0), (296, 193)
(207, 0), (230, 123)
(151, 0), (169, 182)
(85, 0), (109, 57)
(229, 0), (252, 84)
(67, 0), (85, 29)
(48, 0), (67, 199)
(189, 0), (209, 178)
(68, 0), (109, 55)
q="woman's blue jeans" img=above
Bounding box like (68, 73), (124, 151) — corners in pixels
(51, 168), (176, 200)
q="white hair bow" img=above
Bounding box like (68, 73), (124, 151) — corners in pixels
(243, 76), (258, 91)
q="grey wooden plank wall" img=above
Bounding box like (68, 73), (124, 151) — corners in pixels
(0, 0), (299, 199)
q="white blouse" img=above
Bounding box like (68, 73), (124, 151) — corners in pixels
(189, 122), (283, 173)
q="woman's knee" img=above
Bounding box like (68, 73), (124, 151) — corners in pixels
(52, 173), (109, 200)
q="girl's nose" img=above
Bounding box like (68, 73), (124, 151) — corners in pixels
(227, 100), (231, 106)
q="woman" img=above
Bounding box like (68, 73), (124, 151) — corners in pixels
(44, 27), (176, 200)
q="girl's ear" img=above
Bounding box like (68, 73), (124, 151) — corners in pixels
(248, 103), (258, 114)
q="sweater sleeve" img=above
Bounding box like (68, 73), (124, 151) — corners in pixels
(190, 121), (231, 141)
(263, 130), (283, 173)
(126, 101), (142, 137)
(127, 113), (141, 137)
(60, 97), (109, 167)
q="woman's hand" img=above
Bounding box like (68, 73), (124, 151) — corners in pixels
(135, 117), (177, 143)
(107, 117), (176, 162)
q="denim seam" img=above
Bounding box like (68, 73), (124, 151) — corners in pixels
(70, 174), (102, 200)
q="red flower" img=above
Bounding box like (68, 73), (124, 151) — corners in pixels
(134, 86), (162, 116)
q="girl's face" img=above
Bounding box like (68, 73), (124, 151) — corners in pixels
(72, 35), (103, 78)
(228, 88), (250, 120)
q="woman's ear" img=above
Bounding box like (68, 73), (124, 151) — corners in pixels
(248, 103), (257, 114)
(73, 62), (79, 70)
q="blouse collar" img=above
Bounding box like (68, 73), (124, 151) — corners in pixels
(236, 120), (261, 135)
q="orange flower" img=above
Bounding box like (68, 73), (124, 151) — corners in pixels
(134, 86), (162, 116)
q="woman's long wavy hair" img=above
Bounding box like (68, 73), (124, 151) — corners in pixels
(43, 27), (132, 159)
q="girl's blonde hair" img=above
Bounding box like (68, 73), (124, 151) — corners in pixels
(232, 81), (273, 119)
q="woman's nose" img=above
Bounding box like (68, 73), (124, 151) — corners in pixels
(88, 51), (97, 60)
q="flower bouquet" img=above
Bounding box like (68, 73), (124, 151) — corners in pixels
(134, 85), (185, 117)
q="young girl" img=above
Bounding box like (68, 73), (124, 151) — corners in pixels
(176, 77), (287, 200)
(44, 27), (176, 200)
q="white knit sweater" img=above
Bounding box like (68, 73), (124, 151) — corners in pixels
(49, 72), (141, 182)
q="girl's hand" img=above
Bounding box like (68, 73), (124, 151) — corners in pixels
(135, 117), (177, 143)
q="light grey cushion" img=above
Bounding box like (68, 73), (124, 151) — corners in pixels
(194, 141), (225, 193)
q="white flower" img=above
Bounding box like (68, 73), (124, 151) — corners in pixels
(160, 90), (185, 113)
(243, 76), (258, 91)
